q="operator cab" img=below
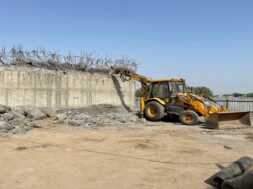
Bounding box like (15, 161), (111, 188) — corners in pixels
(148, 80), (187, 99)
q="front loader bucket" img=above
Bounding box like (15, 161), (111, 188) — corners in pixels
(205, 112), (251, 129)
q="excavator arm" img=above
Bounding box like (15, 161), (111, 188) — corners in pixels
(113, 68), (151, 83)
(113, 68), (151, 117)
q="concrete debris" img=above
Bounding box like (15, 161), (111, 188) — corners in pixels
(21, 106), (47, 120)
(0, 104), (139, 133)
(39, 107), (58, 120)
(0, 46), (137, 73)
(0, 105), (11, 114)
(57, 104), (140, 128)
(0, 105), (56, 134)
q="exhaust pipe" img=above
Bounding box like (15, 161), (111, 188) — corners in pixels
(205, 112), (251, 129)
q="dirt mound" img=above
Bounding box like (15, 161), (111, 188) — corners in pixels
(57, 104), (141, 128)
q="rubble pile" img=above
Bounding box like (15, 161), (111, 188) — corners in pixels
(0, 104), (140, 134)
(0, 105), (57, 134)
(57, 104), (141, 128)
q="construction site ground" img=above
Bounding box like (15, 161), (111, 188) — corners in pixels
(0, 120), (253, 189)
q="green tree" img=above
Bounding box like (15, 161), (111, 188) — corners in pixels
(247, 93), (253, 97)
(190, 86), (213, 97)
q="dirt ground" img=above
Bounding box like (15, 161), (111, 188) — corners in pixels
(0, 120), (253, 189)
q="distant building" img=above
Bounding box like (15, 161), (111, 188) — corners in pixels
(222, 93), (246, 98)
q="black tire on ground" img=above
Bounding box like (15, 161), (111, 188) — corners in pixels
(179, 111), (199, 125)
(144, 101), (165, 121)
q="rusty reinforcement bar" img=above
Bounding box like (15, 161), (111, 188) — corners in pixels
(0, 46), (137, 73)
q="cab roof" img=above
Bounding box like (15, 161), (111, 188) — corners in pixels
(150, 78), (185, 83)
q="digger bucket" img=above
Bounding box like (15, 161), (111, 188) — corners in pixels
(205, 111), (251, 129)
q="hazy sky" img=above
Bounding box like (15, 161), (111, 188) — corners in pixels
(0, 0), (252, 94)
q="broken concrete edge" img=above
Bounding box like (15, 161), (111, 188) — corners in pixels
(0, 47), (137, 73)
(0, 64), (117, 75)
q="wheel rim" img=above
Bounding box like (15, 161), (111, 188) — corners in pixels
(182, 114), (193, 124)
(147, 105), (157, 117)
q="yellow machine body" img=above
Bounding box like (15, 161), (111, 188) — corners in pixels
(113, 68), (251, 129)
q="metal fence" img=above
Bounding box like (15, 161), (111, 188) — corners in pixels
(213, 96), (253, 112)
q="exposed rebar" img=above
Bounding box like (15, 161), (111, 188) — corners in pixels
(0, 46), (138, 72)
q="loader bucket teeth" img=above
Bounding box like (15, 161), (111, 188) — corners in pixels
(205, 112), (251, 129)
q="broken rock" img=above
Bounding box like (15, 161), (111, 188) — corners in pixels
(39, 107), (58, 120)
(0, 121), (7, 129)
(22, 106), (47, 120)
(0, 105), (11, 114)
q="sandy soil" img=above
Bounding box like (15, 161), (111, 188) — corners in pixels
(0, 120), (253, 189)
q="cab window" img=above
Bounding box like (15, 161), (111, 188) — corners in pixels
(170, 81), (185, 94)
(150, 82), (169, 98)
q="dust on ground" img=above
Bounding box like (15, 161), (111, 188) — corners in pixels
(0, 116), (253, 189)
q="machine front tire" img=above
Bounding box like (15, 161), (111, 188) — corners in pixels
(179, 111), (199, 125)
(144, 101), (165, 121)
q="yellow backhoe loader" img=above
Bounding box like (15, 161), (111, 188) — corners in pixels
(113, 68), (251, 129)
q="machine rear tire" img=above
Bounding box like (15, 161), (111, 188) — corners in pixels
(144, 101), (165, 121)
(179, 111), (199, 125)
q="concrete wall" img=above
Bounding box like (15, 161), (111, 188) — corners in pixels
(0, 66), (135, 108)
